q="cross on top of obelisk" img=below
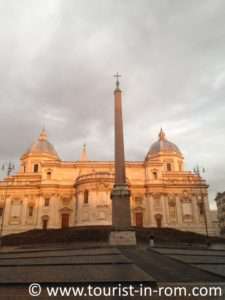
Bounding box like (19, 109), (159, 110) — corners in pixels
(114, 72), (121, 89)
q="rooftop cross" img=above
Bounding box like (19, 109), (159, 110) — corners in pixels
(113, 72), (121, 89)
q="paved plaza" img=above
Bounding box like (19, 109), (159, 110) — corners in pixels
(152, 246), (225, 278)
(0, 243), (224, 299)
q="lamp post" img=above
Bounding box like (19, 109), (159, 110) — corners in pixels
(0, 162), (15, 247)
(193, 165), (209, 243)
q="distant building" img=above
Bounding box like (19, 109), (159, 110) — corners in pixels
(209, 210), (220, 236)
(0, 127), (218, 236)
(215, 192), (225, 235)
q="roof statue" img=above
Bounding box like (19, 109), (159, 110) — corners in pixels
(80, 144), (88, 161)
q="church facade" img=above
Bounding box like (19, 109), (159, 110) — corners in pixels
(0, 128), (218, 236)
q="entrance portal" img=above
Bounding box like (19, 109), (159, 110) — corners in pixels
(61, 213), (69, 229)
(135, 212), (143, 227)
(155, 214), (162, 228)
(42, 219), (48, 230)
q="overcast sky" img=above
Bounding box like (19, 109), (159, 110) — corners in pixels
(0, 0), (224, 208)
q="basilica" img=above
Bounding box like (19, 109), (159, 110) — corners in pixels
(0, 126), (218, 236)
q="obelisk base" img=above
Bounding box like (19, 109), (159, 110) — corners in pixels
(110, 185), (136, 246)
(109, 230), (136, 246)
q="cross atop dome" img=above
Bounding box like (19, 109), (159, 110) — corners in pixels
(113, 72), (121, 90)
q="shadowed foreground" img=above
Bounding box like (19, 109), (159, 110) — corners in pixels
(2, 226), (225, 247)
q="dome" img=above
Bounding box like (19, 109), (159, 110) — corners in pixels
(145, 129), (182, 160)
(22, 129), (60, 160)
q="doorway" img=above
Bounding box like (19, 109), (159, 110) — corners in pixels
(155, 214), (162, 228)
(61, 213), (69, 229)
(135, 212), (143, 227)
(42, 219), (48, 230)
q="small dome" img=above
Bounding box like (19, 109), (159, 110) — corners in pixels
(145, 129), (182, 160)
(22, 129), (60, 160)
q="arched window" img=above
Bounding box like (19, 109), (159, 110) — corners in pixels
(47, 171), (52, 180)
(167, 163), (172, 171)
(152, 171), (158, 180)
(33, 164), (39, 173)
(198, 201), (204, 215)
(84, 190), (89, 204)
(155, 214), (162, 228)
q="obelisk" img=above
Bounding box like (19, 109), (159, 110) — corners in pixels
(109, 73), (136, 245)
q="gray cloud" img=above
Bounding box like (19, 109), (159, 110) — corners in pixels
(0, 0), (225, 208)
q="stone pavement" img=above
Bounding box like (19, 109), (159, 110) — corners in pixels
(120, 247), (224, 282)
(152, 247), (225, 278)
(0, 246), (154, 284)
(0, 244), (224, 300)
(0, 245), (155, 299)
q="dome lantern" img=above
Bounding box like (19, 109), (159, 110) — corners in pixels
(159, 128), (166, 141)
(39, 128), (48, 141)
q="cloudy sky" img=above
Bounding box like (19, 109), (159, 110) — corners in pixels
(0, 0), (224, 208)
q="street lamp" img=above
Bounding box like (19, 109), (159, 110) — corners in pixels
(0, 162), (15, 247)
(193, 165), (209, 244)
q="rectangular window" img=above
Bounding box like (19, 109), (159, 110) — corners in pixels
(135, 197), (142, 205)
(44, 198), (50, 207)
(33, 164), (39, 173)
(28, 206), (34, 217)
(167, 163), (172, 171)
(11, 200), (22, 218)
(153, 198), (161, 209)
(84, 190), (89, 204)
(199, 202), (204, 215)
(0, 207), (3, 217)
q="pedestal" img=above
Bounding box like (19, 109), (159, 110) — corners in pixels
(111, 185), (131, 227)
(110, 184), (136, 246)
(109, 230), (136, 246)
